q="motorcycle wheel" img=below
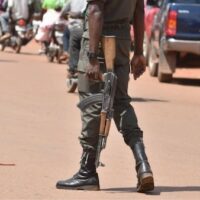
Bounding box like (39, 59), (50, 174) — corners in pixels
(56, 54), (62, 64)
(14, 38), (22, 54)
(56, 49), (62, 64)
(66, 77), (77, 93)
(47, 54), (54, 62)
(0, 25), (5, 51)
(0, 43), (5, 51)
(46, 49), (54, 62)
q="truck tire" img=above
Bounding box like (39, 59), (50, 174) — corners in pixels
(158, 52), (176, 83)
(158, 49), (176, 83)
(148, 40), (158, 77)
(158, 71), (172, 82)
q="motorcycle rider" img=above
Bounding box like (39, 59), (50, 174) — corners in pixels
(35, 0), (67, 54)
(0, 0), (35, 42)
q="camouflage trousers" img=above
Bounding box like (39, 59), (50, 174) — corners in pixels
(77, 37), (143, 152)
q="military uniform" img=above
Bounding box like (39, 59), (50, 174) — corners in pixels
(78, 0), (142, 155)
(56, 0), (154, 192)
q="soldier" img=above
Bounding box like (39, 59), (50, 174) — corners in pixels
(56, 0), (154, 193)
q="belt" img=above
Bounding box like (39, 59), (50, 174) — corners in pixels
(103, 21), (129, 30)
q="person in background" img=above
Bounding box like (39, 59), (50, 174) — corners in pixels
(35, 0), (67, 54)
(61, 24), (70, 60)
(60, 0), (87, 75)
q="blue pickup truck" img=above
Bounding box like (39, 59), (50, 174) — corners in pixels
(148, 0), (200, 82)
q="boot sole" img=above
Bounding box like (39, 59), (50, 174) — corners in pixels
(56, 185), (100, 191)
(137, 173), (154, 193)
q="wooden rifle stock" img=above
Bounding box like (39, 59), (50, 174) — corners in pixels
(102, 36), (116, 71)
(95, 36), (117, 168)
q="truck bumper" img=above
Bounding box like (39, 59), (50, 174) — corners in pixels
(162, 38), (200, 55)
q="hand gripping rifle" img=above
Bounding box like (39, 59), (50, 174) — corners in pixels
(77, 36), (117, 168)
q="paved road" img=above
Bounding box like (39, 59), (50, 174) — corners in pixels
(0, 43), (200, 200)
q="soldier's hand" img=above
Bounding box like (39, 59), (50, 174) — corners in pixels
(131, 54), (146, 80)
(86, 58), (102, 81)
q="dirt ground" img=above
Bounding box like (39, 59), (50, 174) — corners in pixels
(0, 42), (200, 200)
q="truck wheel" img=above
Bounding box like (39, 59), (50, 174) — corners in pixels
(148, 40), (158, 77)
(158, 71), (172, 82)
(158, 49), (176, 83)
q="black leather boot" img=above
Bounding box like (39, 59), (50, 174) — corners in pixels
(56, 151), (100, 190)
(131, 142), (154, 193)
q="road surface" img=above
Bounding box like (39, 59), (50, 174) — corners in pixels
(0, 43), (200, 199)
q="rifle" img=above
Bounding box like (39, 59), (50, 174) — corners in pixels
(78, 36), (117, 168)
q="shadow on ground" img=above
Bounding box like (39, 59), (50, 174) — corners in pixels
(102, 186), (200, 195)
(1, 49), (39, 56)
(19, 52), (39, 56)
(131, 97), (168, 103)
(171, 78), (200, 87)
(0, 59), (18, 63)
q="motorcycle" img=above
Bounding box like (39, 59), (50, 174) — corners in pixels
(46, 20), (66, 63)
(0, 18), (34, 53)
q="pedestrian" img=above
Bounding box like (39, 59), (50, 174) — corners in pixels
(59, 0), (87, 70)
(56, 0), (154, 193)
